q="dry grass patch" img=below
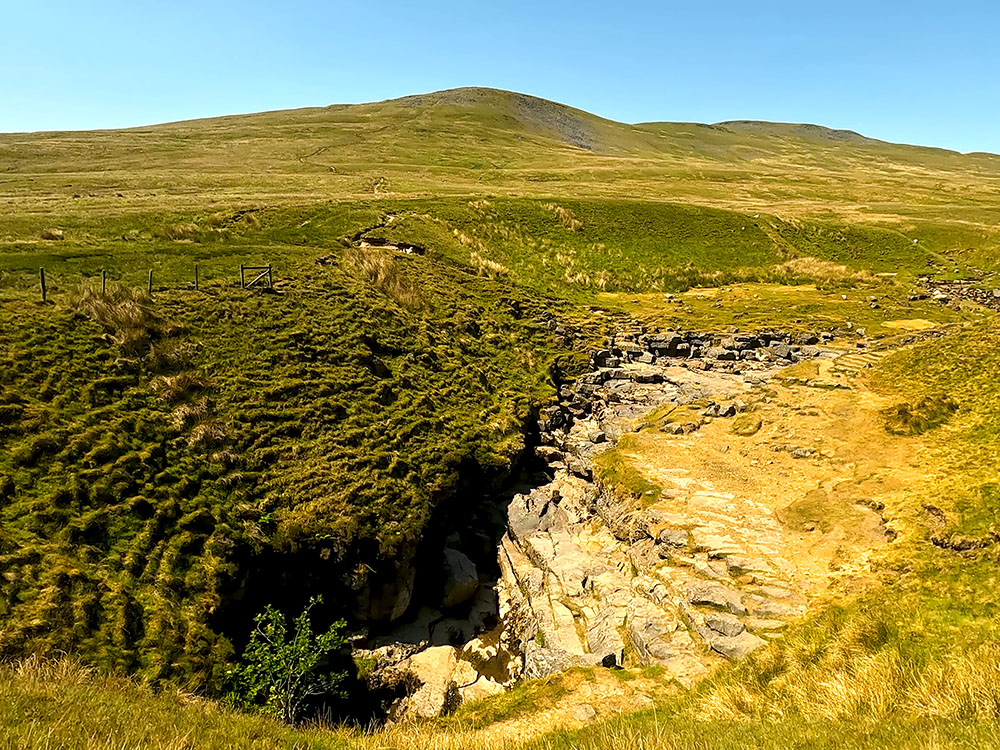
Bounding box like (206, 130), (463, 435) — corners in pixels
(342, 245), (425, 309)
(544, 204), (583, 231)
(771, 256), (872, 284)
(69, 284), (166, 355)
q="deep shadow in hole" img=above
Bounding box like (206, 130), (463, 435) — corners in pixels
(208, 414), (556, 726)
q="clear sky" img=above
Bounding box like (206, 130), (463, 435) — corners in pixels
(3, 1), (998, 153)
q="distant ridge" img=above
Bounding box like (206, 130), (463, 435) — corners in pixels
(714, 121), (877, 145)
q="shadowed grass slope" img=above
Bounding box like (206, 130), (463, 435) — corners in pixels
(0, 215), (597, 691)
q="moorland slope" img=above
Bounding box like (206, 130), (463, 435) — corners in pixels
(2, 88), (1000, 747)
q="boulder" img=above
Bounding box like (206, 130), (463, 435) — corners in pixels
(707, 346), (737, 361)
(708, 630), (766, 661)
(455, 662), (505, 704)
(648, 334), (684, 355)
(566, 458), (592, 480)
(507, 491), (552, 539)
(704, 612), (746, 638)
(657, 527), (689, 548)
(401, 645), (460, 718)
(703, 403), (736, 418)
(687, 582), (748, 616)
(441, 548), (479, 608)
(524, 641), (600, 679)
(536, 446), (565, 463)
(769, 342), (792, 359)
(358, 564), (417, 622)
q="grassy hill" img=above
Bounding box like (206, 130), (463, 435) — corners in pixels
(4, 86), (1000, 272)
(2, 87), (1000, 745)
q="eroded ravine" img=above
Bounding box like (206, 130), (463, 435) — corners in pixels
(356, 324), (911, 725)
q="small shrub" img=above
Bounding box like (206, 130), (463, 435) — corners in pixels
(228, 596), (347, 724)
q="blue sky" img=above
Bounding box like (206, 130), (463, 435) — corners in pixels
(2, 1), (998, 152)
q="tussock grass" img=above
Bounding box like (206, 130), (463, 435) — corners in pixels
(341, 245), (425, 309)
(69, 284), (165, 354)
(470, 251), (510, 277)
(156, 222), (202, 241)
(772, 256), (872, 284)
(544, 203), (583, 231)
(881, 396), (958, 436)
(151, 371), (211, 402)
(0, 656), (348, 749)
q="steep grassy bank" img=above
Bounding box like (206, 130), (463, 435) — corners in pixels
(0, 209), (593, 692)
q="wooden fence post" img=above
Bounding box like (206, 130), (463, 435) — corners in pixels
(148, 269), (153, 294)
(194, 264), (199, 291)
(268, 264), (273, 289)
(39, 268), (46, 303)
(240, 264), (245, 289)
(101, 269), (107, 295)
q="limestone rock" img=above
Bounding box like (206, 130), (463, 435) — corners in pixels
(708, 630), (766, 660)
(705, 612), (746, 638)
(453, 658), (506, 703)
(687, 582), (748, 616)
(402, 645), (460, 718)
(442, 548), (479, 609)
(657, 527), (689, 548)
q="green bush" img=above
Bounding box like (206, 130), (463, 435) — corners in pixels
(228, 596), (347, 724)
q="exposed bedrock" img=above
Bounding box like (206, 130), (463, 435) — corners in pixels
(357, 326), (843, 720)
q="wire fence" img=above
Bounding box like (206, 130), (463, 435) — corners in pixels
(25, 264), (275, 303)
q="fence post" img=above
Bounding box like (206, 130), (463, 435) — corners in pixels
(240, 264), (245, 289)
(101, 269), (107, 295)
(148, 269), (153, 294)
(194, 264), (199, 291)
(39, 268), (46, 303)
(268, 264), (273, 289)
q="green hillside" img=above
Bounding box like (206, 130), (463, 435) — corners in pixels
(4, 86), (1000, 272)
(2, 88), (1000, 747)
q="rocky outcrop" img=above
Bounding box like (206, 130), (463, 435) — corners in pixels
(356, 325), (840, 721)
(495, 330), (831, 687)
